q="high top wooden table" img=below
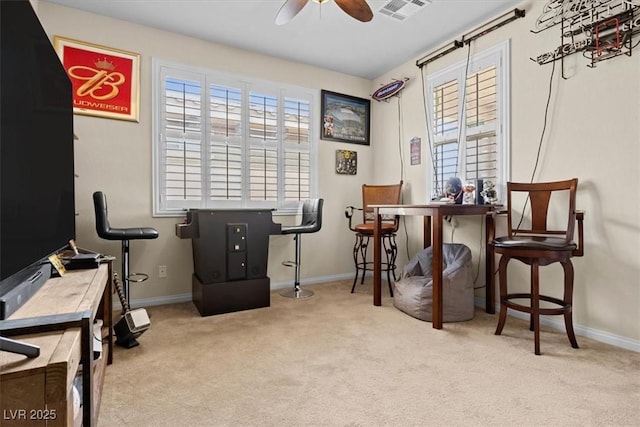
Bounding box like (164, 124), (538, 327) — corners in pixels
(371, 203), (497, 329)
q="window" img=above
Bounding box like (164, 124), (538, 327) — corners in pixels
(152, 59), (316, 216)
(425, 41), (510, 202)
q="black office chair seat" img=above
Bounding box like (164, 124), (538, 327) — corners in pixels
(281, 209), (322, 236)
(96, 226), (158, 241)
(280, 198), (323, 298)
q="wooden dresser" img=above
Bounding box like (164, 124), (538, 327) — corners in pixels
(0, 262), (113, 426)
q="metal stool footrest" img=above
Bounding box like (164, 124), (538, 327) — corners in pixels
(127, 272), (149, 283)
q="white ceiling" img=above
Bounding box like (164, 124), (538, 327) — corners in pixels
(46, 0), (523, 79)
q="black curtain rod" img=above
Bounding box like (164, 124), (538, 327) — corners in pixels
(416, 8), (526, 68)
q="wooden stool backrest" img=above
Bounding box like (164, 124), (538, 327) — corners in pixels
(361, 181), (403, 225)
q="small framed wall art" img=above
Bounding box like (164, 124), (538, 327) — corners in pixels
(336, 149), (357, 175)
(54, 36), (140, 122)
(410, 137), (421, 165)
(321, 90), (370, 145)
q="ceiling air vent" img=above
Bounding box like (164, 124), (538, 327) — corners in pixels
(379, 0), (431, 21)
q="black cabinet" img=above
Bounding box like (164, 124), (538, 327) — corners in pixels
(176, 209), (281, 316)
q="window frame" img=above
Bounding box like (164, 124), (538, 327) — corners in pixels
(424, 40), (511, 203)
(152, 58), (318, 217)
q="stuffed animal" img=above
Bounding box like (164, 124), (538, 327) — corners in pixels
(462, 182), (476, 204)
(480, 180), (498, 204)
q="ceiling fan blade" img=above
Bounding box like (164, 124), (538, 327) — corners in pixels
(275, 0), (310, 25)
(334, 0), (374, 22)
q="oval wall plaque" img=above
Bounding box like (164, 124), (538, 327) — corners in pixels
(372, 79), (408, 101)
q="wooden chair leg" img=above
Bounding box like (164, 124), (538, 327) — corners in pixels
(562, 259), (579, 349)
(531, 261), (541, 355)
(494, 256), (510, 336)
(529, 275), (535, 332)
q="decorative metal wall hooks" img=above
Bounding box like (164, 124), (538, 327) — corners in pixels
(531, 0), (639, 78)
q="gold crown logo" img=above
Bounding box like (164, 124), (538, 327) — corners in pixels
(94, 57), (116, 71)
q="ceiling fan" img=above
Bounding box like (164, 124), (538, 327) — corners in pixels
(275, 0), (374, 25)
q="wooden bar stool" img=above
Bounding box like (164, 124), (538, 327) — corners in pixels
(491, 179), (585, 355)
(345, 181), (403, 296)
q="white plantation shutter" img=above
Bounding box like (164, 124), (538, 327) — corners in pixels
(465, 66), (497, 183)
(209, 143), (242, 201)
(210, 84), (242, 202)
(284, 151), (310, 200)
(426, 41), (510, 202)
(153, 60), (317, 215)
(248, 91), (279, 202)
(283, 96), (311, 201)
(160, 71), (204, 211)
(432, 79), (459, 195)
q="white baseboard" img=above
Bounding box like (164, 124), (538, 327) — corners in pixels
(475, 297), (640, 353)
(124, 277), (638, 353)
(129, 293), (192, 309)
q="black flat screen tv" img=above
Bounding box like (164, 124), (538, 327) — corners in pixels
(0, 0), (75, 319)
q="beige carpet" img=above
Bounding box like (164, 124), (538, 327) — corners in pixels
(98, 280), (639, 427)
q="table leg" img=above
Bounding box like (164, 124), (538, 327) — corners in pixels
(432, 213), (443, 329)
(423, 216), (431, 249)
(373, 210), (382, 306)
(485, 212), (495, 314)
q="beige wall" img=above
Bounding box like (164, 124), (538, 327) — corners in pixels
(38, 1), (639, 347)
(373, 0), (640, 345)
(38, 1), (374, 305)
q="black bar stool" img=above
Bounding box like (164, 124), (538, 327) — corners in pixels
(93, 191), (159, 307)
(280, 199), (323, 298)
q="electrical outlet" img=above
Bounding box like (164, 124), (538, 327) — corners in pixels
(158, 265), (167, 278)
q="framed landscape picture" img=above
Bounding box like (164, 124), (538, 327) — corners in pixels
(54, 36), (140, 122)
(321, 90), (370, 145)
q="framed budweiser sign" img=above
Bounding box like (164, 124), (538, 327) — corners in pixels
(54, 36), (140, 122)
